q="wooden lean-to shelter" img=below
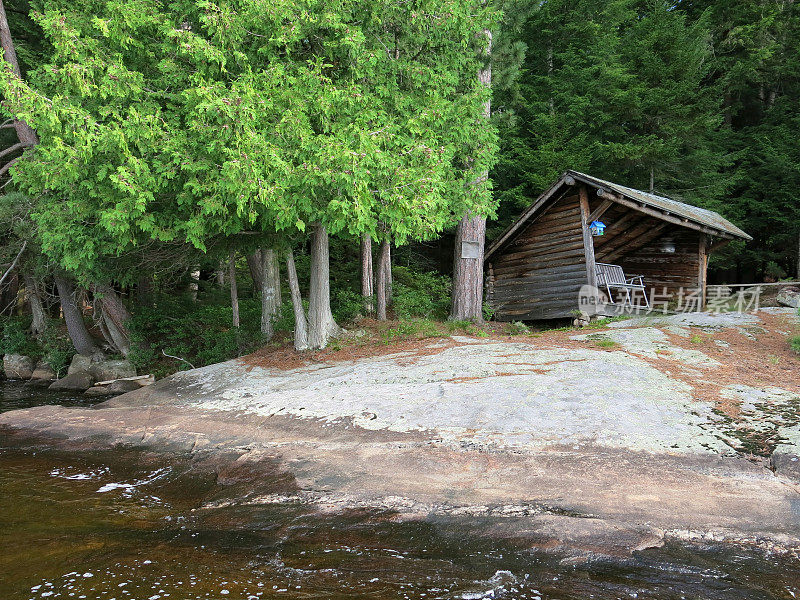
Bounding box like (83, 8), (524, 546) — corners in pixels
(484, 171), (751, 321)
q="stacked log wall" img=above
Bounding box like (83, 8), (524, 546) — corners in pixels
(487, 195), (587, 320)
(617, 228), (701, 300)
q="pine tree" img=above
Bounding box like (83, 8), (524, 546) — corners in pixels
(493, 0), (727, 221)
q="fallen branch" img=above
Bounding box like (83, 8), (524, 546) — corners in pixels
(161, 348), (195, 370)
(0, 239), (26, 287)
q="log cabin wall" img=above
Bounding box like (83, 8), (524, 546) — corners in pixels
(487, 194), (587, 320)
(617, 226), (701, 298)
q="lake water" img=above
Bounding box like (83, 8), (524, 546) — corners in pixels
(1, 383), (799, 599)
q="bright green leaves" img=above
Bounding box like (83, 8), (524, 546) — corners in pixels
(0, 0), (497, 282)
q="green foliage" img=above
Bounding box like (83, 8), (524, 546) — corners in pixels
(0, 317), (39, 357)
(126, 292), (266, 377)
(791, 335), (800, 355)
(493, 0), (726, 220)
(446, 319), (472, 334)
(331, 288), (365, 324)
(505, 321), (529, 335)
(764, 261), (787, 281)
(272, 299), (300, 335)
(38, 324), (74, 377)
(0, 317), (73, 376)
(380, 319), (420, 343)
(391, 266), (451, 319)
(379, 318), (440, 344)
(0, 0), (498, 286)
(594, 337), (618, 349)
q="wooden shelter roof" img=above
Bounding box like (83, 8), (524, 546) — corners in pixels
(485, 170), (751, 261)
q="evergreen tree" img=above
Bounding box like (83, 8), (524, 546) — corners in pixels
(492, 0), (727, 227)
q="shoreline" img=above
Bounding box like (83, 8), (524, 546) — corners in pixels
(2, 310), (799, 558)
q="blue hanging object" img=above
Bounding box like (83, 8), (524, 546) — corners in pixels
(590, 220), (606, 236)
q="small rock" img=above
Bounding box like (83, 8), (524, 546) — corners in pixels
(776, 287), (800, 309)
(30, 360), (57, 381)
(3, 354), (35, 379)
(49, 372), (95, 392)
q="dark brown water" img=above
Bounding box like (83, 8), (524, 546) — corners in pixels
(1, 384), (799, 600)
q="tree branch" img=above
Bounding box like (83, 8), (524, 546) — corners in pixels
(0, 239), (26, 288)
(0, 141), (24, 160)
(0, 156), (19, 177)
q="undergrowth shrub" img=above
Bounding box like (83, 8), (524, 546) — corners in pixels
(391, 266), (450, 319)
(127, 291), (266, 377)
(39, 322), (74, 376)
(0, 316), (40, 358)
(332, 288), (364, 323)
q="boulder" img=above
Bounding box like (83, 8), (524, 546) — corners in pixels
(67, 353), (93, 376)
(49, 371), (95, 392)
(30, 361), (57, 381)
(3, 354), (35, 380)
(66, 353), (136, 384)
(90, 359), (136, 382)
(776, 287), (800, 309)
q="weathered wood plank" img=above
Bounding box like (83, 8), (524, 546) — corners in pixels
(492, 255), (585, 276)
(601, 222), (668, 263)
(497, 241), (585, 263)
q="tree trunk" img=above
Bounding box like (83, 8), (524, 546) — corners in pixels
(54, 274), (100, 356)
(451, 215), (486, 321)
(361, 234), (374, 314)
(214, 261), (226, 286)
(385, 241), (393, 306)
(286, 248), (309, 351)
(94, 283), (132, 357)
(0, 0), (38, 148)
(23, 273), (46, 336)
(376, 238), (390, 321)
(260, 248), (280, 338)
(229, 250), (239, 328)
(188, 267), (200, 301)
(450, 25), (492, 322)
(307, 223), (341, 349)
(246, 249), (264, 295)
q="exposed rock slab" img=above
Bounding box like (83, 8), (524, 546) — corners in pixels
(2, 310), (799, 555)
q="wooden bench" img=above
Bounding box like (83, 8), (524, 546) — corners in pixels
(595, 263), (650, 308)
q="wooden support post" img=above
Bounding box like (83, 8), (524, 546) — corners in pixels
(578, 185), (599, 310)
(698, 234), (708, 310)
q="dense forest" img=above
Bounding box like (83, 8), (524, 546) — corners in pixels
(0, 0), (797, 376)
